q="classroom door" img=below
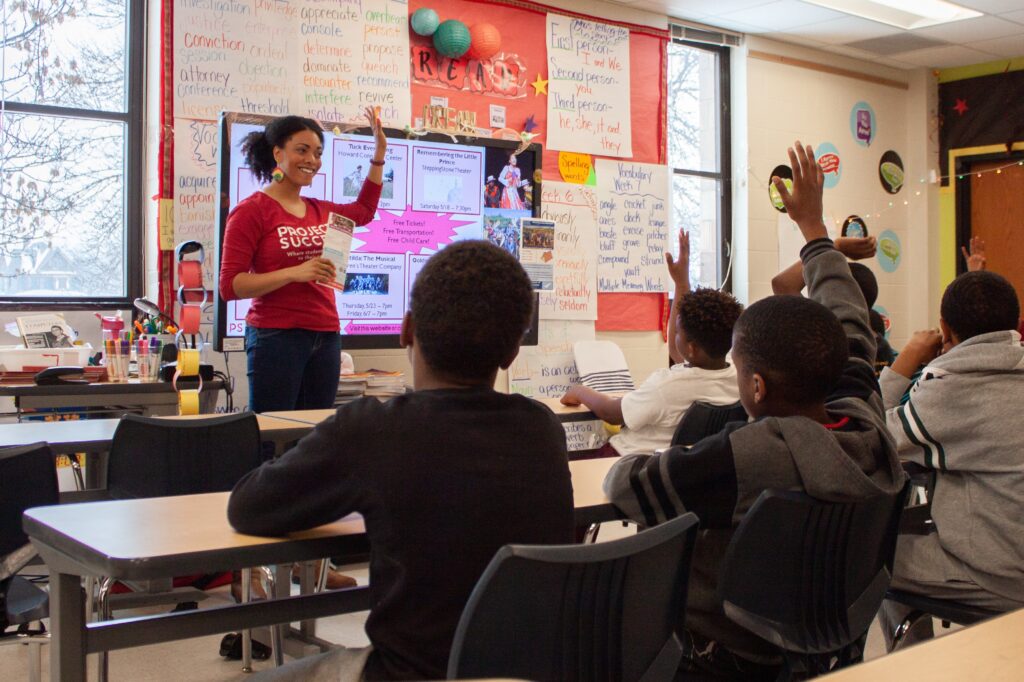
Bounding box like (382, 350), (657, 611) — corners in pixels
(969, 160), (1024, 309)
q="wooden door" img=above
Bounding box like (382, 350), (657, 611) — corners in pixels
(969, 160), (1024, 310)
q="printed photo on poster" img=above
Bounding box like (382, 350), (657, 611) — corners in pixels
(485, 149), (535, 211)
(484, 209), (527, 259)
(519, 217), (555, 290)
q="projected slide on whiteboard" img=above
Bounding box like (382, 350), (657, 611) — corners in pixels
(216, 113), (541, 350)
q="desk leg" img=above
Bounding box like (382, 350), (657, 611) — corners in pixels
(50, 572), (87, 682)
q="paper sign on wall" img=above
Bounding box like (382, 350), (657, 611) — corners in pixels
(173, 0), (411, 126)
(508, 319), (594, 399)
(596, 160), (669, 292)
(172, 118), (219, 286)
(558, 152), (593, 184)
(545, 14), (631, 157)
(539, 181), (598, 320)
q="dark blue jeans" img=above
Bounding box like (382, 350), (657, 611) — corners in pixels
(245, 327), (341, 412)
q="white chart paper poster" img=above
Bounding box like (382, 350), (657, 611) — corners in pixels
(596, 160), (670, 292)
(173, 118), (219, 287)
(173, 0), (411, 126)
(508, 320), (594, 399)
(545, 14), (631, 157)
(538, 182), (598, 320)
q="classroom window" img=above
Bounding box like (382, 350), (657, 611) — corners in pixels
(0, 0), (144, 307)
(667, 38), (731, 290)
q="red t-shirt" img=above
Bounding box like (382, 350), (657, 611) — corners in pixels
(219, 181), (382, 331)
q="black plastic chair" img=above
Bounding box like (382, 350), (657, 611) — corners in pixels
(718, 484), (910, 680)
(105, 412), (264, 499)
(447, 511), (700, 682)
(670, 401), (748, 447)
(1, 442), (60, 682)
(97, 412), (273, 678)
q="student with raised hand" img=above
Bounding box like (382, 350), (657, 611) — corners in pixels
(228, 241), (574, 681)
(560, 229), (743, 457)
(603, 142), (905, 679)
(878, 270), (1024, 649)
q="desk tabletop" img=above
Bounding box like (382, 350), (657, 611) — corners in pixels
(0, 413), (311, 454)
(262, 408), (337, 425)
(25, 456), (621, 580)
(569, 457), (621, 525)
(0, 378), (223, 397)
(265, 398), (599, 426)
(821, 608), (1024, 681)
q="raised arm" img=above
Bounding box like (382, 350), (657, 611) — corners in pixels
(664, 229), (691, 364)
(772, 237), (877, 295)
(560, 384), (624, 424)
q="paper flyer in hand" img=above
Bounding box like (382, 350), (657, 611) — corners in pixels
(321, 212), (356, 291)
(519, 217), (556, 290)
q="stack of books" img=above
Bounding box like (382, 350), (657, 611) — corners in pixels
(336, 370), (407, 404)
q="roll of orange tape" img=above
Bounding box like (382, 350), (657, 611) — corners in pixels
(179, 304), (202, 335)
(178, 260), (203, 289)
(178, 389), (200, 415)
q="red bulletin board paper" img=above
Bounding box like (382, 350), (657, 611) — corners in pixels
(158, 0), (175, 315)
(595, 293), (666, 331)
(407, 0), (667, 183)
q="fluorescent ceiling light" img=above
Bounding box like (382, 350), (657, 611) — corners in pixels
(804, 0), (982, 29)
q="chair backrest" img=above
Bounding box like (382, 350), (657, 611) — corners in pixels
(718, 484), (910, 655)
(448, 512), (700, 682)
(106, 413), (264, 500)
(573, 340), (635, 393)
(0, 443), (59, 578)
(670, 401), (748, 447)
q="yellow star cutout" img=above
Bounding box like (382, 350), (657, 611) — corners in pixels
(531, 74), (548, 96)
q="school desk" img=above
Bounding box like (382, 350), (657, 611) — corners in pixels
(23, 457), (621, 682)
(0, 378), (225, 419)
(820, 608), (1024, 681)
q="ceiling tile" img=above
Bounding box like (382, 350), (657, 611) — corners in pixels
(717, 1), (848, 31)
(913, 15), (1024, 43)
(952, 0), (1024, 12)
(770, 31), (830, 47)
(895, 44), (1000, 68)
(998, 9), (1024, 25)
(661, 0), (773, 20)
(846, 33), (949, 55)
(967, 34), (1024, 57)
(785, 15), (904, 45)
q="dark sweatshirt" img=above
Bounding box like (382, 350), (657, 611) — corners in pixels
(228, 387), (575, 680)
(604, 238), (907, 663)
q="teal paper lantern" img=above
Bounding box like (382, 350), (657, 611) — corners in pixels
(433, 20), (471, 58)
(410, 8), (440, 36)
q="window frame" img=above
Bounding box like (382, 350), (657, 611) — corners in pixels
(667, 38), (732, 292)
(0, 1), (146, 310)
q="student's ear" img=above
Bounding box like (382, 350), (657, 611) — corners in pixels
(498, 344), (522, 371)
(399, 312), (414, 348)
(752, 373), (767, 404)
(938, 318), (958, 348)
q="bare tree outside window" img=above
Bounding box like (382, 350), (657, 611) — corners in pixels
(1, 0), (141, 302)
(667, 40), (729, 290)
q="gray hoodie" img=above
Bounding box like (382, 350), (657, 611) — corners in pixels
(881, 330), (1024, 601)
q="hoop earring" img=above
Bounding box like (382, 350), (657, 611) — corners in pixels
(271, 166), (285, 183)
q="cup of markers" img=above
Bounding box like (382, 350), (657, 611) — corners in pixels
(136, 337), (163, 382)
(103, 336), (131, 383)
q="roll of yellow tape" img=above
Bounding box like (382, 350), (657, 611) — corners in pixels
(178, 388), (200, 415)
(177, 348), (200, 376)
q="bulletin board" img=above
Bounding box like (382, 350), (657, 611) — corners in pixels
(157, 0), (671, 361)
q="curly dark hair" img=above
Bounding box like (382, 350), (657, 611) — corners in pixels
(240, 116), (324, 183)
(410, 241), (534, 381)
(848, 262), (878, 308)
(677, 288), (743, 359)
(941, 271), (1020, 341)
(733, 295), (847, 405)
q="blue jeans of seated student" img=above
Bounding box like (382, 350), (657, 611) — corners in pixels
(246, 327), (341, 413)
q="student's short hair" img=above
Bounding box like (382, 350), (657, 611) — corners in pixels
(848, 263), (878, 308)
(941, 271), (1020, 341)
(677, 288), (743, 359)
(240, 115), (324, 183)
(733, 295), (848, 405)
(410, 241), (533, 381)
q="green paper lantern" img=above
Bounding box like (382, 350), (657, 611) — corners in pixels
(433, 19), (471, 59)
(410, 8), (440, 36)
